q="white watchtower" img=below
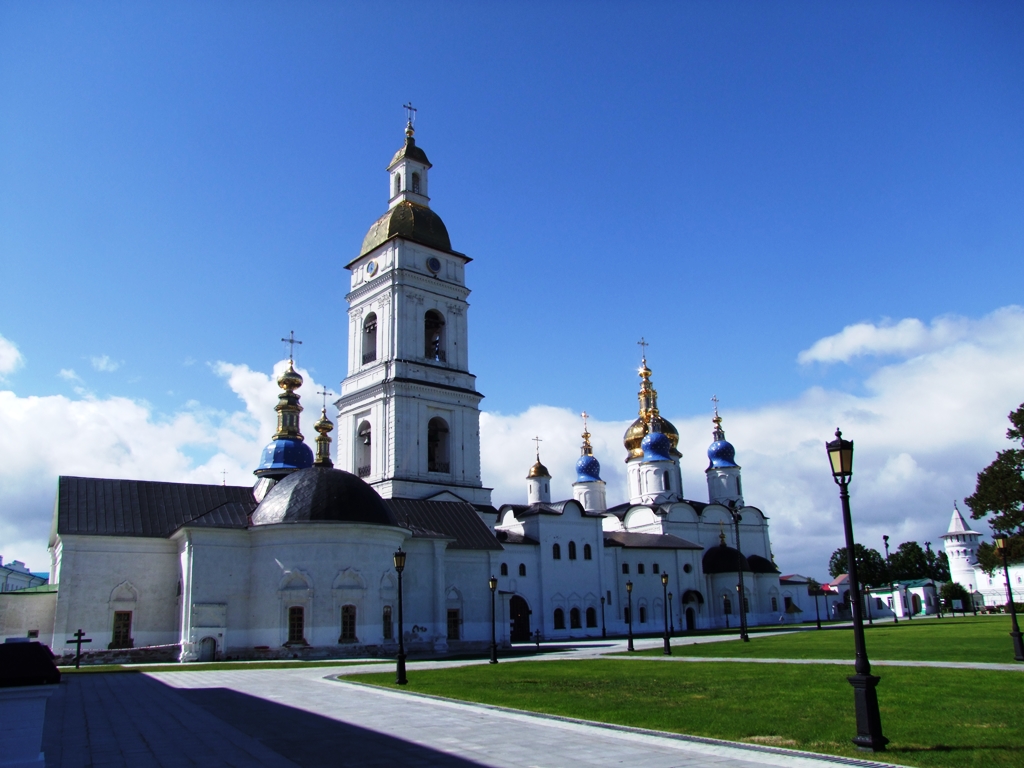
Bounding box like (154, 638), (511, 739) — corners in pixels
(941, 502), (981, 590)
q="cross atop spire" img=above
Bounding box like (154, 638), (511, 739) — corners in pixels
(637, 336), (649, 364)
(281, 331), (302, 365)
(317, 387), (333, 410)
(403, 102), (417, 136)
(532, 435), (543, 460)
(711, 394), (720, 418)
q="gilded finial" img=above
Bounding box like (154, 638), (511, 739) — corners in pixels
(711, 395), (725, 441)
(581, 411), (593, 456)
(636, 339), (658, 423)
(719, 522), (727, 547)
(313, 406), (334, 467)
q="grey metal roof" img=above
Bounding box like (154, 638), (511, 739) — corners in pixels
(384, 499), (503, 551)
(606, 499), (709, 520)
(603, 532), (703, 550)
(498, 499), (596, 519)
(56, 476), (255, 538)
(494, 530), (539, 546)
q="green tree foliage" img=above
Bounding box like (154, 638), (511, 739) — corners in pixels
(925, 545), (950, 581)
(940, 581), (971, 612)
(827, 545), (887, 587)
(976, 537), (1024, 575)
(889, 541), (929, 581)
(965, 403), (1024, 537)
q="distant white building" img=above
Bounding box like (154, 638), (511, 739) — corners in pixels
(942, 503), (1024, 609)
(0, 557), (47, 592)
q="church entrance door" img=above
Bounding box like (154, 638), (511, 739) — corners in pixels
(685, 607), (696, 632)
(198, 637), (216, 662)
(510, 596), (531, 642)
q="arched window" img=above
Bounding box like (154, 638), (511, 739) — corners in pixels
(500, 563), (508, 576)
(424, 310), (446, 362)
(362, 313), (377, 364)
(637, 563), (645, 575)
(340, 605), (357, 641)
(662, 472), (670, 491)
(519, 563), (526, 577)
(586, 607), (597, 627)
(639, 605), (647, 624)
(622, 563), (629, 574)
(771, 597), (778, 612)
(382, 605), (393, 640)
(288, 606), (305, 645)
(356, 421), (372, 478)
(553, 608), (565, 629)
(583, 543), (592, 560)
(568, 541), (577, 560)
(552, 543), (561, 560)
(411, 172), (421, 194)
(723, 597), (733, 615)
(570, 607), (581, 629)
(653, 563), (659, 574)
(427, 417), (450, 473)
(394, 173), (402, 196)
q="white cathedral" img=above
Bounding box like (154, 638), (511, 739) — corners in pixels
(12, 122), (809, 662)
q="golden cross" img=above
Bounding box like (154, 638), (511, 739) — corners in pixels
(317, 388), (333, 410)
(403, 102), (417, 126)
(532, 435), (543, 460)
(711, 394), (720, 418)
(637, 337), (649, 361)
(581, 411), (589, 432)
(281, 331), (302, 364)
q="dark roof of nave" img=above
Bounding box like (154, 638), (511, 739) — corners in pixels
(56, 477), (255, 538)
(603, 532), (703, 550)
(747, 554), (780, 574)
(494, 530), (539, 546)
(604, 500), (708, 520)
(702, 544), (752, 574)
(385, 499), (503, 551)
(252, 467), (400, 527)
(498, 500), (601, 519)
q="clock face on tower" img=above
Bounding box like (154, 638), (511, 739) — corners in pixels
(426, 256), (441, 274)
(366, 260), (378, 277)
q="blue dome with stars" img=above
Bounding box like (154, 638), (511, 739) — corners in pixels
(707, 439), (738, 469)
(641, 431), (673, 462)
(257, 438), (314, 475)
(575, 454), (602, 483)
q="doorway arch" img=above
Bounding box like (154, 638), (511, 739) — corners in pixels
(198, 636), (216, 662)
(685, 607), (696, 632)
(912, 594), (922, 615)
(510, 595), (531, 642)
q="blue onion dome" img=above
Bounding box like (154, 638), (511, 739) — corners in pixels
(575, 454), (602, 483)
(707, 439), (737, 468)
(256, 437), (314, 475)
(641, 431), (673, 462)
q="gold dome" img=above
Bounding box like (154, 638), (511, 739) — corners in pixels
(623, 415), (680, 459)
(527, 460), (550, 479)
(278, 363), (303, 392)
(356, 200), (452, 261)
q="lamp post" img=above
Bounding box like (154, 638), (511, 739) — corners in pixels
(827, 428), (888, 752)
(728, 502), (750, 642)
(393, 548), (408, 685)
(995, 538), (1024, 661)
(661, 572), (671, 655)
(489, 575), (499, 664)
(969, 583), (977, 616)
(668, 592), (674, 634)
(626, 581), (634, 652)
(882, 535), (897, 624)
(600, 596), (607, 638)
(812, 587), (822, 629)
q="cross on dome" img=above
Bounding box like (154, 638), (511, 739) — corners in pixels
(281, 331), (302, 365)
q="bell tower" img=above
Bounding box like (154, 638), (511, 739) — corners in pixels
(335, 115), (491, 505)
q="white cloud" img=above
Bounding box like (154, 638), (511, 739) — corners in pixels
(57, 368), (81, 382)
(796, 306), (1023, 364)
(90, 355), (121, 372)
(0, 334), (24, 379)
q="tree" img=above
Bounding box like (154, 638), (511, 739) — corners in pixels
(828, 545), (887, 588)
(940, 582), (971, 612)
(925, 544), (950, 582)
(889, 541), (930, 581)
(965, 403), (1024, 537)
(976, 537), (1024, 575)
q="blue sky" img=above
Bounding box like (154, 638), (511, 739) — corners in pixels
(2, 2), (1023, 577)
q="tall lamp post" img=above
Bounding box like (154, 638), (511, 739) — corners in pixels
(661, 572), (671, 655)
(827, 429), (888, 752)
(600, 596), (607, 638)
(882, 535), (897, 624)
(393, 548), (408, 685)
(488, 575), (499, 664)
(728, 501), (750, 642)
(626, 581), (634, 652)
(668, 592), (674, 634)
(995, 538), (1024, 661)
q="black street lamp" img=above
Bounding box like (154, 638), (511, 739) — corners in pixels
(995, 538), (1024, 661)
(600, 596), (607, 638)
(728, 502), (750, 642)
(668, 592), (674, 635)
(626, 580), (634, 652)
(812, 586), (822, 629)
(489, 575), (499, 664)
(393, 548), (408, 685)
(661, 572), (671, 655)
(827, 429), (887, 752)
(882, 535), (897, 624)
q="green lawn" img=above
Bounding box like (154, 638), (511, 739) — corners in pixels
(345, 659), (1024, 768)
(61, 659), (384, 673)
(628, 615), (1023, 664)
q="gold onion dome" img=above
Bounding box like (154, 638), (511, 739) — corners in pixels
(359, 201), (452, 259)
(622, 354), (680, 459)
(278, 362), (303, 392)
(527, 459), (550, 479)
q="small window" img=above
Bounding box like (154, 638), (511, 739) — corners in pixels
(288, 606), (305, 645)
(723, 598), (733, 615)
(653, 563), (659, 574)
(553, 608), (565, 630)
(340, 605), (356, 642)
(362, 313), (378, 364)
(586, 607), (597, 628)
(606, 590), (612, 606)
(356, 421), (372, 478)
(743, 597), (750, 614)
(447, 609), (460, 640)
(583, 543), (592, 560)
(622, 563), (629, 574)
(500, 563), (508, 576)
(394, 173), (402, 196)
(570, 607), (582, 629)
(737, 476), (743, 496)
(624, 606), (631, 623)
(427, 417), (450, 473)
(425, 310), (446, 362)
(382, 605), (393, 640)
(638, 563), (645, 575)
(662, 472), (670, 491)
(683, 563), (692, 573)
(519, 563), (526, 577)
(639, 606), (647, 624)
(771, 597), (778, 612)
(553, 543), (561, 560)
(27, 629), (39, 639)
(784, 596), (793, 610)
(111, 611), (132, 649)
(411, 172), (421, 194)
(568, 541), (577, 560)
